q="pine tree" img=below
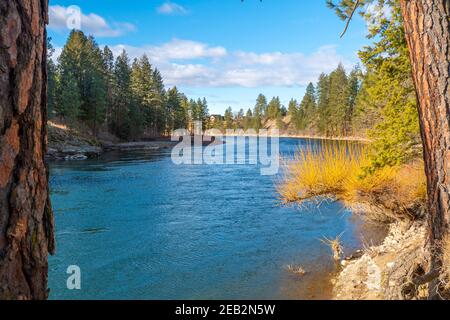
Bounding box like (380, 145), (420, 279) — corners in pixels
(328, 64), (349, 136)
(151, 68), (167, 134)
(298, 83), (317, 130)
(356, 4), (420, 168)
(236, 109), (245, 129)
(102, 46), (116, 128)
(244, 108), (253, 131)
(288, 99), (298, 117)
(81, 36), (107, 135)
(344, 66), (361, 136)
(57, 72), (81, 120)
(166, 87), (185, 132)
(131, 55), (155, 133)
(267, 96), (282, 121)
(224, 107), (234, 129)
(253, 94), (267, 131)
(47, 38), (58, 119)
(112, 50), (133, 139)
(316, 73), (331, 135)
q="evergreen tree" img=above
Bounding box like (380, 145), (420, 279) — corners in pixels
(288, 99), (299, 118)
(102, 46), (116, 128)
(151, 68), (167, 134)
(267, 97), (281, 120)
(344, 66), (361, 135)
(130, 55), (154, 133)
(166, 87), (185, 132)
(357, 3), (420, 168)
(297, 83), (317, 130)
(81, 36), (107, 135)
(316, 73), (331, 135)
(328, 63), (349, 136)
(244, 108), (253, 131)
(253, 94), (267, 131)
(236, 109), (245, 128)
(47, 38), (58, 119)
(57, 72), (81, 120)
(224, 107), (234, 129)
(111, 50), (133, 139)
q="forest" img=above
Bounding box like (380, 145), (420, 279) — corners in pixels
(47, 30), (209, 140)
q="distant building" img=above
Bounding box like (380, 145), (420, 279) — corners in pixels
(209, 114), (223, 123)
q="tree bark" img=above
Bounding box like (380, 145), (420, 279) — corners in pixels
(399, 0), (450, 297)
(0, 0), (54, 300)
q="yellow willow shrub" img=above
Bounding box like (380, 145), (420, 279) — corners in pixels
(278, 142), (426, 221)
(277, 141), (369, 204)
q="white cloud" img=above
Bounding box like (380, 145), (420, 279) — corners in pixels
(52, 38), (350, 88)
(157, 2), (189, 15)
(107, 41), (351, 88)
(48, 5), (136, 37)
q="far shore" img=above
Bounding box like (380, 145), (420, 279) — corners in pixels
(220, 133), (371, 143)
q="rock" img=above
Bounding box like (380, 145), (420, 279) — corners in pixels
(65, 154), (88, 161)
(386, 262), (395, 269)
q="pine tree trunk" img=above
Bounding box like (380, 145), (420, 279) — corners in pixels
(400, 0), (450, 297)
(0, 0), (54, 300)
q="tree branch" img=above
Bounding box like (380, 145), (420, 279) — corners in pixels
(340, 0), (361, 38)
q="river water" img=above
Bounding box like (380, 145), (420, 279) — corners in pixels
(48, 138), (384, 299)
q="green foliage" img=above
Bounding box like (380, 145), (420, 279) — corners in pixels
(57, 71), (81, 120)
(47, 38), (58, 119)
(267, 97), (281, 120)
(244, 109), (253, 131)
(224, 107), (234, 129)
(358, 1), (420, 169)
(48, 30), (206, 139)
(294, 83), (316, 130)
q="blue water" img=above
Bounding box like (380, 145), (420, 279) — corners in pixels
(48, 138), (383, 300)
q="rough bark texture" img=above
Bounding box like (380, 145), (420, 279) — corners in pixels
(399, 0), (450, 297)
(0, 0), (54, 300)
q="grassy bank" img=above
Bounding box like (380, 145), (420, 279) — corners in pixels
(277, 142), (426, 223)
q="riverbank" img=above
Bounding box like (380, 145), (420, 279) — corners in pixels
(278, 134), (370, 143)
(333, 221), (427, 300)
(47, 121), (176, 161)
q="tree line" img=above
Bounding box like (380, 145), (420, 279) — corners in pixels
(215, 4), (420, 171)
(47, 30), (209, 140)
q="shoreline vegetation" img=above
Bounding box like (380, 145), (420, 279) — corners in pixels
(276, 141), (441, 299)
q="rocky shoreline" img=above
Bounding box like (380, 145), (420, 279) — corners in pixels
(332, 221), (426, 300)
(46, 121), (177, 161)
(47, 141), (178, 161)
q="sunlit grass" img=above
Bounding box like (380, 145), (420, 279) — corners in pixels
(277, 141), (426, 221)
(277, 141), (369, 204)
(442, 235), (450, 291)
(320, 232), (345, 261)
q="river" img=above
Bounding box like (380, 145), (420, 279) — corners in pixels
(48, 137), (385, 299)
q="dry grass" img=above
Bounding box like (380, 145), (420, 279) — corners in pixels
(442, 235), (450, 291)
(321, 233), (345, 261)
(277, 141), (427, 222)
(277, 141), (366, 203)
(286, 264), (306, 276)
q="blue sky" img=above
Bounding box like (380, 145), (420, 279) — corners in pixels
(48, 0), (370, 114)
